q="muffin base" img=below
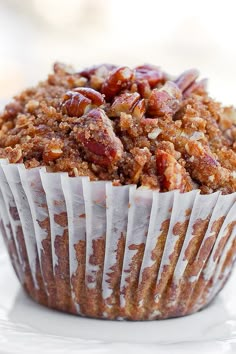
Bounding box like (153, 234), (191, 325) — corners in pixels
(0, 159), (236, 320)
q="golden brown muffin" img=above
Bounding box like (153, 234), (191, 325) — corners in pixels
(0, 63), (236, 320)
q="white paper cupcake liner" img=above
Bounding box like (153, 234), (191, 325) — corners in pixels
(0, 160), (47, 304)
(0, 163), (23, 283)
(0, 159), (236, 320)
(19, 165), (61, 308)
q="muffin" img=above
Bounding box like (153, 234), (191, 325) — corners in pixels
(0, 62), (236, 320)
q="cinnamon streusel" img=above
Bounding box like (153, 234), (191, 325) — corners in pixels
(1, 63), (235, 194)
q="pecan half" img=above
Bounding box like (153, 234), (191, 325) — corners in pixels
(74, 108), (123, 167)
(101, 66), (133, 101)
(156, 149), (192, 192)
(73, 87), (104, 106)
(147, 81), (182, 116)
(135, 64), (166, 88)
(61, 88), (104, 117)
(175, 69), (199, 92)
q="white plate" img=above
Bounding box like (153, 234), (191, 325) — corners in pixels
(0, 238), (236, 354)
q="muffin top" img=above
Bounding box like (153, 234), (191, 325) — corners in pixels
(0, 62), (236, 194)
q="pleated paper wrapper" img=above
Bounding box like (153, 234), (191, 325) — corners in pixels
(0, 159), (236, 320)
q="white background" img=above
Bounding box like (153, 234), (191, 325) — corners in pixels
(0, 0), (236, 105)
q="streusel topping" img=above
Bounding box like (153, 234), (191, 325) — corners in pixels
(0, 62), (236, 194)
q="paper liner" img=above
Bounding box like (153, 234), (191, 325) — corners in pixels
(0, 161), (23, 284)
(61, 175), (88, 314)
(18, 166), (55, 307)
(1, 159), (236, 320)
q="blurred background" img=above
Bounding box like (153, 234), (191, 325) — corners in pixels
(0, 0), (235, 105)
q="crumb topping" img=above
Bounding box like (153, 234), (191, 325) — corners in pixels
(0, 62), (236, 194)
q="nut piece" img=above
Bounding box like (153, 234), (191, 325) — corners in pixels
(78, 64), (117, 79)
(62, 91), (90, 117)
(135, 64), (166, 88)
(101, 66), (133, 101)
(183, 78), (208, 98)
(25, 100), (39, 113)
(133, 99), (146, 119)
(130, 147), (151, 184)
(43, 139), (63, 163)
(175, 69), (199, 92)
(137, 80), (152, 98)
(78, 64), (118, 91)
(4, 146), (22, 163)
(148, 81), (182, 116)
(156, 149), (192, 192)
(74, 108), (123, 167)
(73, 87), (104, 106)
(148, 127), (162, 140)
(62, 87), (104, 117)
(4, 101), (22, 119)
(185, 140), (230, 189)
(53, 62), (75, 75)
(110, 92), (140, 116)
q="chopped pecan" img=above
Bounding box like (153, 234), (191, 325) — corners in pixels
(135, 64), (166, 88)
(110, 92), (140, 116)
(82, 65), (118, 90)
(15, 114), (29, 129)
(101, 66), (133, 101)
(140, 118), (161, 137)
(90, 75), (104, 91)
(25, 100), (40, 113)
(133, 99), (146, 119)
(156, 149), (192, 192)
(53, 62), (75, 75)
(119, 113), (133, 131)
(157, 141), (181, 159)
(220, 106), (236, 131)
(61, 87), (104, 117)
(137, 80), (152, 98)
(185, 140), (230, 189)
(4, 101), (22, 119)
(130, 147), (151, 184)
(140, 117), (159, 126)
(181, 116), (206, 131)
(175, 69), (199, 92)
(147, 81), (182, 116)
(119, 112), (143, 137)
(148, 127), (162, 140)
(43, 139), (64, 163)
(78, 64), (117, 79)
(74, 108), (123, 167)
(70, 76), (88, 87)
(183, 78), (207, 98)
(4, 146), (23, 163)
